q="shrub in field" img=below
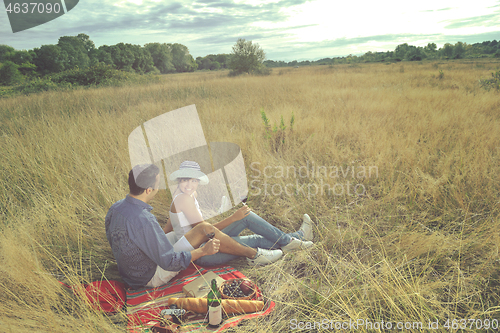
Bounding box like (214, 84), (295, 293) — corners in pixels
(50, 63), (129, 86)
(432, 70), (445, 80)
(15, 76), (69, 94)
(252, 65), (271, 76)
(14, 64), (132, 94)
(228, 38), (270, 76)
(480, 70), (500, 91)
(260, 108), (294, 153)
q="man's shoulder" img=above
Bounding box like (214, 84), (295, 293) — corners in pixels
(108, 196), (149, 214)
(106, 198), (148, 225)
(109, 198), (126, 209)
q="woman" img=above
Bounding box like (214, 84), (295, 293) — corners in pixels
(163, 161), (314, 266)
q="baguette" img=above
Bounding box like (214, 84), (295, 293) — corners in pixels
(222, 298), (265, 315)
(167, 297), (265, 315)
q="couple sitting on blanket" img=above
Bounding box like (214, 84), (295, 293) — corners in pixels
(105, 161), (314, 289)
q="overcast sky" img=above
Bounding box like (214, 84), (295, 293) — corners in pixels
(1, 0), (499, 61)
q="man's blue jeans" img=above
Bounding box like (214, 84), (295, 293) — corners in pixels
(194, 212), (304, 266)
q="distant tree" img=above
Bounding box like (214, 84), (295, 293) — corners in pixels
(17, 62), (37, 77)
(363, 51), (374, 62)
(453, 42), (466, 59)
(0, 61), (23, 86)
(96, 46), (114, 66)
(215, 54), (229, 68)
(210, 61), (220, 70)
(195, 56), (203, 69)
(424, 43), (437, 59)
(201, 57), (212, 70)
(129, 44), (156, 74)
(168, 43), (197, 72)
(77, 33), (96, 53)
(11, 50), (34, 65)
(405, 46), (425, 61)
(228, 38), (266, 75)
(425, 43), (437, 53)
(108, 43), (135, 72)
(0, 45), (15, 62)
(394, 43), (410, 60)
(441, 43), (454, 58)
(195, 54), (229, 70)
(57, 35), (90, 70)
(144, 43), (175, 73)
(33, 44), (67, 74)
(76, 33), (98, 65)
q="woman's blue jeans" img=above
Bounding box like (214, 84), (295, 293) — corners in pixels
(194, 212), (304, 266)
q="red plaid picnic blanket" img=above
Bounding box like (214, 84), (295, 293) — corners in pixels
(126, 263), (275, 332)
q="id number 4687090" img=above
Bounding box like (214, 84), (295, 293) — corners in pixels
(444, 318), (499, 330)
(5, 2), (62, 14)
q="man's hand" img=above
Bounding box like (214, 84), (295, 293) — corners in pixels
(231, 205), (251, 221)
(201, 238), (220, 256)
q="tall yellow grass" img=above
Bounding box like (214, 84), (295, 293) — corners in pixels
(1, 60), (499, 332)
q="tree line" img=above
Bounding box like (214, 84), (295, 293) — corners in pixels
(1, 35), (500, 87)
(263, 41), (500, 68)
(0, 33), (198, 85)
(0, 37), (268, 87)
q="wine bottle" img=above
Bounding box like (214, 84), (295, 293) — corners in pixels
(207, 279), (222, 328)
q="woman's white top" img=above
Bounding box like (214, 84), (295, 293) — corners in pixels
(169, 193), (203, 243)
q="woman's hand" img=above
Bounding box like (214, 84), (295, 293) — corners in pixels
(231, 205), (251, 222)
(201, 238), (220, 256)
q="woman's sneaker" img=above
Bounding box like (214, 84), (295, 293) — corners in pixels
(299, 214), (313, 241)
(281, 237), (313, 253)
(247, 248), (283, 266)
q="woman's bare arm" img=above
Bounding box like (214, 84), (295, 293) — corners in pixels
(163, 219), (173, 233)
(175, 194), (205, 228)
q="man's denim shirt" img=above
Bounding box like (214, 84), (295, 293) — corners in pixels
(105, 195), (192, 288)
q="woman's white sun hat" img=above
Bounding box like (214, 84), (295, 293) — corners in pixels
(169, 161), (209, 185)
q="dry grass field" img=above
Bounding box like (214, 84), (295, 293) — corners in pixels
(0, 60), (499, 332)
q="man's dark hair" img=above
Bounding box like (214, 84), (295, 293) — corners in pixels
(128, 164), (160, 195)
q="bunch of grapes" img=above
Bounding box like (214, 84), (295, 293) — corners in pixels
(222, 279), (253, 298)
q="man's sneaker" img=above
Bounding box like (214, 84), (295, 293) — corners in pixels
(299, 214), (313, 241)
(247, 248), (283, 266)
(281, 237), (314, 253)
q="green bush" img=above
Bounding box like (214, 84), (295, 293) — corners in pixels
(14, 63), (132, 95)
(260, 108), (294, 153)
(438, 70), (444, 79)
(0, 61), (23, 86)
(50, 63), (128, 86)
(15, 77), (70, 94)
(480, 70), (500, 91)
(252, 65), (272, 76)
(229, 64), (271, 77)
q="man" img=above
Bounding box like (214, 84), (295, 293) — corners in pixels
(105, 164), (283, 288)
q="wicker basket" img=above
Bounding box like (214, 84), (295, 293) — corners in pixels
(219, 278), (256, 300)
